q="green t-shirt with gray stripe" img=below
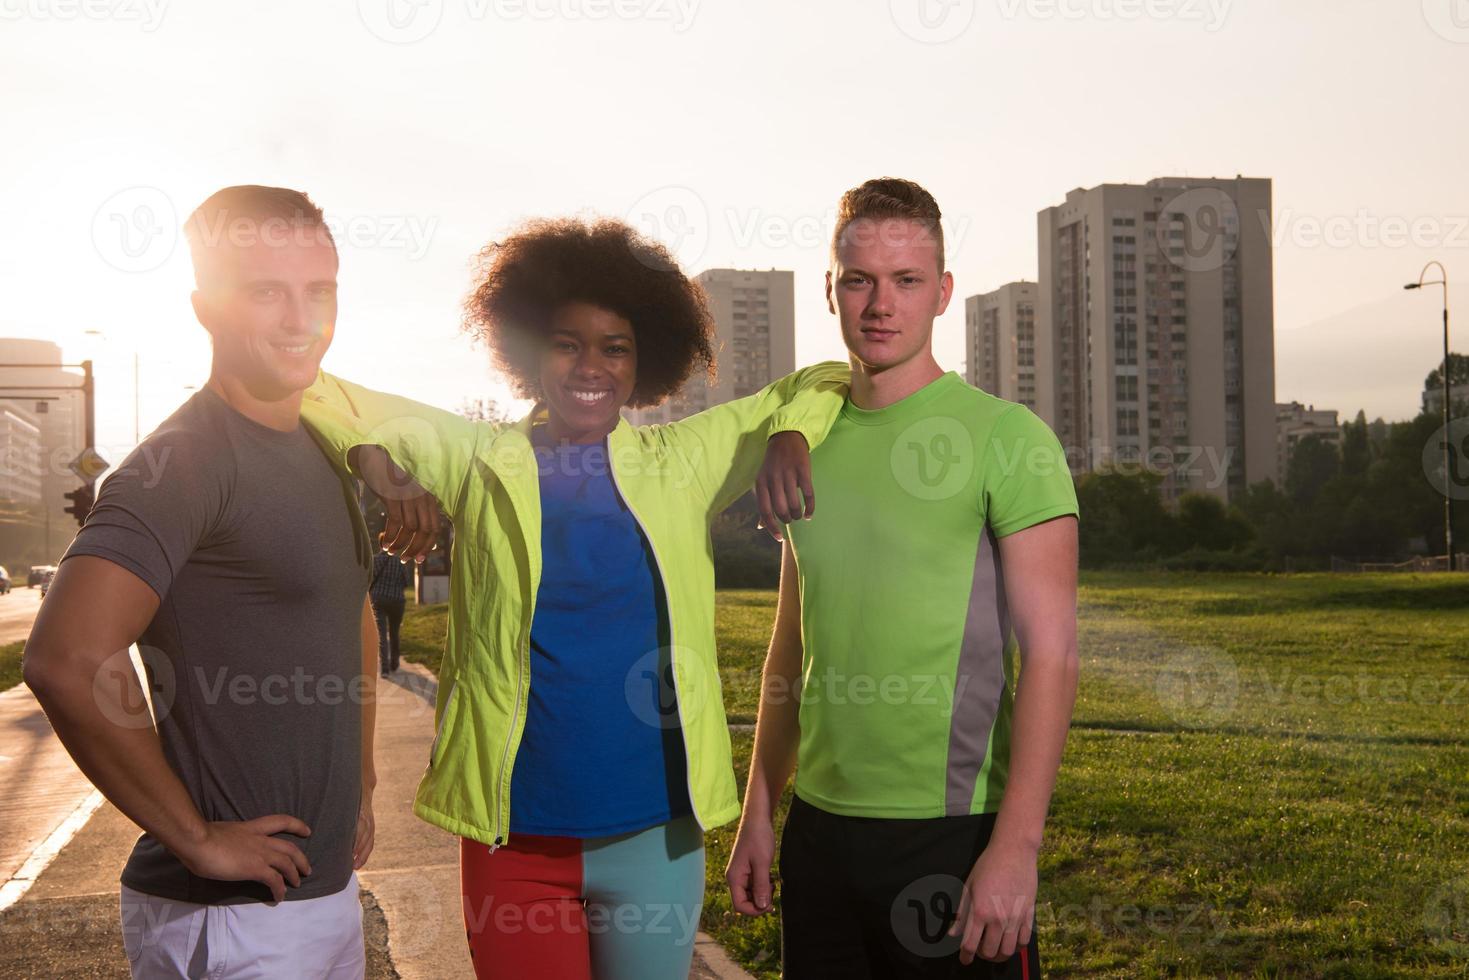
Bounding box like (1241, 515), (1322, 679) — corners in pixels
(787, 372), (1078, 819)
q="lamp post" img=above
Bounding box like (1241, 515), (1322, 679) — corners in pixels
(82, 330), (140, 443)
(1405, 261), (1453, 571)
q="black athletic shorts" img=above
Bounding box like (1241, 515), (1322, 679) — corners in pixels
(779, 794), (1042, 979)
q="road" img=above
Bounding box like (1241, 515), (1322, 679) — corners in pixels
(0, 581), (100, 924)
(0, 585), (43, 646)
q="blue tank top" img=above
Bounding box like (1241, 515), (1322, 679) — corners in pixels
(507, 426), (693, 837)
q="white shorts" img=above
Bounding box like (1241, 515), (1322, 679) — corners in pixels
(119, 873), (365, 979)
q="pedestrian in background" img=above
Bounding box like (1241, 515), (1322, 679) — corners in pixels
(370, 547), (410, 676)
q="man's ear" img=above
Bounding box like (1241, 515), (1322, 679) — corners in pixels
(935, 270), (955, 316)
(824, 269), (836, 315)
(190, 290), (217, 338)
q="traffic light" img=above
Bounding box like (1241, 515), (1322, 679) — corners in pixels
(64, 484), (95, 527)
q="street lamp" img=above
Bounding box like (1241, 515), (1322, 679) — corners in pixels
(82, 329), (139, 443)
(1405, 261), (1453, 571)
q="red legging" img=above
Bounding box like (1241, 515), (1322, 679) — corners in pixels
(459, 816), (704, 980)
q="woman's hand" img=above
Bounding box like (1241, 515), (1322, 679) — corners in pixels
(350, 445), (443, 562)
(755, 431), (815, 542)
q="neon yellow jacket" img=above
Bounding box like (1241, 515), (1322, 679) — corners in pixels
(301, 363), (850, 848)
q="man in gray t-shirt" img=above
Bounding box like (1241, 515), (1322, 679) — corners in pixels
(64, 384), (372, 904)
(23, 185), (411, 979)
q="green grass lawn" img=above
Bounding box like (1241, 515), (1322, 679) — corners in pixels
(0, 639), (24, 693)
(405, 572), (1469, 977)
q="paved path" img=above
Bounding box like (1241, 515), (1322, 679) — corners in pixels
(0, 651), (753, 978)
(0, 586), (43, 646)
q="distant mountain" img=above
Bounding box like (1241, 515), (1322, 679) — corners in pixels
(1274, 286), (1469, 423)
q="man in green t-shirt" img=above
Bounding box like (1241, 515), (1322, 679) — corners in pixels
(726, 178), (1080, 978)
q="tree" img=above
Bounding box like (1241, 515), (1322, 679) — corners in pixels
(1340, 409), (1371, 478)
(1423, 352), (1469, 391)
(1284, 434), (1339, 507)
(1074, 467), (1178, 565)
(1176, 492), (1253, 552)
(459, 396), (511, 424)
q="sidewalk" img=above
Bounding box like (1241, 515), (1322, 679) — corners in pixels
(0, 659), (754, 979)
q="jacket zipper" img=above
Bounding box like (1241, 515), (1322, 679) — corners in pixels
(488, 630), (530, 852)
(606, 445), (702, 832)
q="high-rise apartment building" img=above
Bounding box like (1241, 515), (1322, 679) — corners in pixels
(1276, 400), (1340, 479)
(965, 281), (1039, 412)
(628, 268), (796, 425)
(1036, 176), (1277, 501)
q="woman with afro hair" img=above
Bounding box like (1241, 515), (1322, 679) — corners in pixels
(302, 216), (849, 979)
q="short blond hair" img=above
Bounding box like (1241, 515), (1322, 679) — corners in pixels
(831, 177), (945, 272)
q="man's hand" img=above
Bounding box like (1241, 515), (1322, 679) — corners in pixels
(755, 431), (815, 542)
(351, 445), (442, 562)
(352, 790), (375, 870)
(948, 841), (1037, 964)
(725, 817), (778, 916)
(175, 816), (314, 904)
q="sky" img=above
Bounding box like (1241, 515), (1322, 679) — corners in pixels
(3, 0), (1467, 463)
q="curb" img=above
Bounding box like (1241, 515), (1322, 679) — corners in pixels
(694, 931), (759, 980)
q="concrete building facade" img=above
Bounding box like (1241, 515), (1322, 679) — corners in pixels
(965, 281), (1039, 412)
(1036, 176), (1277, 502)
(628, 268), (796, 425)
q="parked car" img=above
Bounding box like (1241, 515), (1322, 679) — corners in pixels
(28, 565), (51, 587)
(0, 566), (11, 594)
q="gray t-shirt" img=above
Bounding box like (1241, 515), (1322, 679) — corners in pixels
(62, 386), (372, 905)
